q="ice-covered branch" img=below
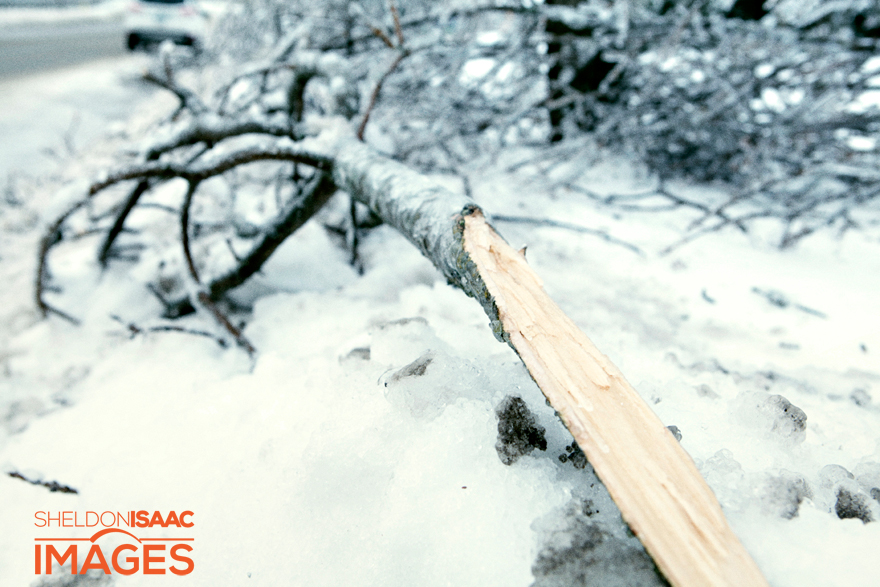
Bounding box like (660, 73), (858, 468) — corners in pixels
(88, 144), (331, 194)
(164, 171), (336, 318)
(332, 137), (768, 587)
(143, 70), (208, 115)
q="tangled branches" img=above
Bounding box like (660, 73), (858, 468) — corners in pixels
(35, 1), (547, 353)
(548, 0), (880, 247)
(36, 41), (345, 351)
(36, 0), (880, 349)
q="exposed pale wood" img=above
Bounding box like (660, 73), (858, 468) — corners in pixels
(332, 139), (769, 587)
(462, 210), (768, 587)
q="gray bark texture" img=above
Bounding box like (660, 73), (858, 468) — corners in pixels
(332, 138), (507, 342)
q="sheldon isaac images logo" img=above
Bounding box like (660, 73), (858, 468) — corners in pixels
(33, 510), (194, 576)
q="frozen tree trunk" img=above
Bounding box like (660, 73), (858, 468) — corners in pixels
(333, 139), (769, 587)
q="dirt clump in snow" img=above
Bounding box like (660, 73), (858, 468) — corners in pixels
(835, 487), (874, 524)
(495, 395), (547, 466)
(558, 442), (587, 469)
(763, 471), (813, 519)
(531, 508), (669, 587)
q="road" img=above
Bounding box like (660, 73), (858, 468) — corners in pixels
(0, 18), (126, 78)
(0, 17), (157, 181)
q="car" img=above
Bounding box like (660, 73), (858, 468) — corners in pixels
(124, 0), (210, 51)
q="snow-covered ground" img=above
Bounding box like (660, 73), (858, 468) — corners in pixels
(1, 54), (879, 587)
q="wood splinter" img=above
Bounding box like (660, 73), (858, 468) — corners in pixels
(462, 209), (768, 587)
(333, 138), (769, 587)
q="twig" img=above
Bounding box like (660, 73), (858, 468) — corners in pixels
(196, 292), (255, 355)
(164, 172), (337, 318)
(390, 0), (404, 46)
(145, 117), (301, 159)
(287, 71), (316, 121)
(88, 145), (332, 195)
(370, 26), (395, 49)
(490, 214), (645, 256)
(357, 51), (409, 141)
(42, 303), (81, 325)
(36, 197), (88, 318)
(347, 197), (364, 274)
(8, 471), (78, 494)
(225, 238), (242, 263)
(98, 179), (152, 267)
(149, 325), (229, 347)
(180, 179), (202, 284)
(110, 314), (229, 347)
(143, 70), (208, 114)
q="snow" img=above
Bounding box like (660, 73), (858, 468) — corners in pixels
(460, 57), (496, 84)
(2, 50), (880, 587)
(847, 90), (880, 114)
(846, 135), (878, 152)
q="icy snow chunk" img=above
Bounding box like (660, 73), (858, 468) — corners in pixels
(854, 462), (880, 493)
(496, 61), (516, 83)
(494, 396), (547, 465)
(761, 394), (807, 441)
(701, 449), (749, 511)
(388, 350), (434, 383)
(379, 336), (490, 419)
(370, 317), (435, 366)
(816, 464), (877, 522)
(820, 464), (855, 486)
(735, 392), (807, 443)
(658, 56), (680, 72)
(850, 388), (872, 407)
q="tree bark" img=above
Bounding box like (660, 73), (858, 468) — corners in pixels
(333, 138), (769, 587)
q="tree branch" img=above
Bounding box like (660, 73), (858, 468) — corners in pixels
(357, 51), (409, 141)
(333, 138), (769, 587)
(143, 70), (208, 115)
(164, 171), (337, 318)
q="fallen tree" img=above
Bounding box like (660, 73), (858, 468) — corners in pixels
(35, 2), (770, 586)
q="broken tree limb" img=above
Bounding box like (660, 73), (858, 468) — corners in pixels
(333, 138), (769, 587)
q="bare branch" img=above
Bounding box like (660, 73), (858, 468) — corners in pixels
(197, 292), (256, 356)
(146, 115), (303, 159)
(357, 51), (408, 141)
(181, 179), (202, 284)
(164, 172), (336, 318)
(8, 471), (78, 494)
(98, 179), (152, 267)
(110, 314), (229, 347)
(143, 70), (208, 115)
(389, 0), (404, 46)
(370, 26), (395, 49)
(489, 214), (645, 256)
(88, 144), (332, 195)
